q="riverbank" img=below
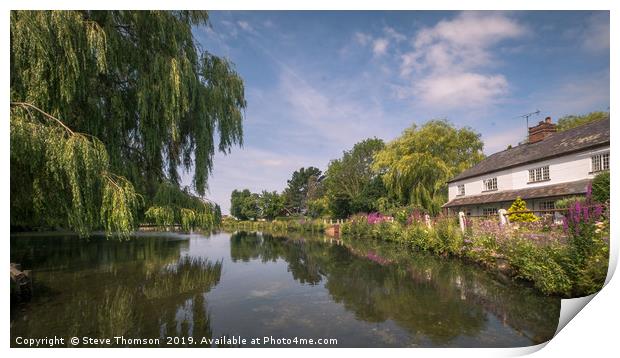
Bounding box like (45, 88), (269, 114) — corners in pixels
(222, 218), (327, 233)
(339, 212), (608, 298)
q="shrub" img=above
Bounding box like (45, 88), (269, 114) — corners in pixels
(555, 196), (585, 209)
(592, 171), (610, 204)
(507, 197), (538, 222)
(435, 219), (464, 255)
(505, 239), (572, 295)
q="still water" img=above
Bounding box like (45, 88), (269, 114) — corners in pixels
(10, 231), (560, 347)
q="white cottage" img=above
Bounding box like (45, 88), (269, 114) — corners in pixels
(443, 117), (610, 215)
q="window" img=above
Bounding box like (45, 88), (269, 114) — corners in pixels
(457, 184), (465, 196)
(592, 153), (609, 172)
(539, 201), (555, 210)
(483, 177), (497, 191)
(482, 208), (497, 216)
(528, 166), (550, 183)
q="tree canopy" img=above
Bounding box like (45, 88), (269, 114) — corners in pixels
(324, 138), (386, 217)
(557, 111), (608, 132)
(230, 189), (284, 220)
(10, 10), (245, 235)
(283, 167), (323, 214)
(372, 120), (484, 214)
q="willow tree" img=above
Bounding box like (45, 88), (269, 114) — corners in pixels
(372, 120), (484, 214)
(11, 11), (245, 235)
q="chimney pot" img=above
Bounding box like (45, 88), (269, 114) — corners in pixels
(528, 116), (557, 143)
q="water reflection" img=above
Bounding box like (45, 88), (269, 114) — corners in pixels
(228, 231), (559, 345)
(10, 232), (559, 348)
(11, 235), (222, 347)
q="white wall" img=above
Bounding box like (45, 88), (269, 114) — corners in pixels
(447, 146), (609, 201)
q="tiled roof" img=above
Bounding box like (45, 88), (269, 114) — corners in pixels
(448, 118), (610, 183)
(442, 179), (591, 208)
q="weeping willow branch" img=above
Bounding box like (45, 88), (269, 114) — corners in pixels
(143, 181), (221, 232)
(10, 102), (141, 238)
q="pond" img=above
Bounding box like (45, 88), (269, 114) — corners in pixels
(10, 231), (560, 348)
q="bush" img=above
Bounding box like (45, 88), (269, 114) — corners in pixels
(463, 234), (498, 267)
(592, 171), (610, 204)
(507, 197), (538, 222)
(505, 239), (572, 295)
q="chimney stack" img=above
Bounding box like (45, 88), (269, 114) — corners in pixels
(528, 117), (557, 143)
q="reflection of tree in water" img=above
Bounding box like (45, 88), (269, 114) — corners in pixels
(230, 232), (323, 284)
(10, 236), (222, 347)
(229, 232), (559, 345)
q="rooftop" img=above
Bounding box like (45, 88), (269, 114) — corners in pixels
(443, 179), (591, 208)
(448, 118), (610, 183)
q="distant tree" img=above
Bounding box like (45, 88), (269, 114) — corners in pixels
(258, 190), (285, 220)
(328, 194), (352, 219)
(230, 189), (252, 220)
(592, 172), (610, 204)
(372, 120), (484, 215)
(283, 167), (322, 214)
(507, 197), (538, 222)
(307, 197), (330, 219)
(557, 111), (608, 132)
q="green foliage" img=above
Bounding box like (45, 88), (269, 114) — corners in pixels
(144, 181), (220, 231)
(504, 239), (572, 295)
(555, 196), (585, 209)
(324, 138), (386, 215)
(222, 219), (326, 233)
(557, 111), (608, 132)
(144, 206), (175, 228)
(507, 197), (538, 222)
(258, 190), (285, 220)
(372, 120), (484, 215)
(11, 11), (245, 197)
(283, 167), (322, 214)
(11, 10), (243, 235)
(231, 189), (283, 221)
(10, 104), (141, 238)
(306, 197), (330, 219)
(592, 171), (610, 203)
(340, 210), (608, 297)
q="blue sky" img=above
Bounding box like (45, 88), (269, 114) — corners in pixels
(188, 11), (610, 214)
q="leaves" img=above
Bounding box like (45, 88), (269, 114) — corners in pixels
(11, 103), (140, 238)
(372, 120), (484, 214)
(11, 10), (245, 197)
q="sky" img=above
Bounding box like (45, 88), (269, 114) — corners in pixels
(187, 11), (610, 214)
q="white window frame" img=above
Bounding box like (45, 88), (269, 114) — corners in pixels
(483, 177), (497, 191)
(592, 153), (609, 172)
(539, 200), (555, 210)
(482, 207), (497, 216)
(457, 184), (465, 196)
(528, 166), (550, 183)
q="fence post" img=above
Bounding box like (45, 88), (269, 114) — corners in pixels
(498, 209), (509, 227)
(458, 211), (466, 233)
(424, 214), (432, 228)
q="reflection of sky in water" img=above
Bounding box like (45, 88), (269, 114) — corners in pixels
(10, 232), (559, 347)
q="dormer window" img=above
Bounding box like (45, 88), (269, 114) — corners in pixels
(528, 166), (550, 183)
(483, 177), (497, 191)
(457, 184), (465, 196)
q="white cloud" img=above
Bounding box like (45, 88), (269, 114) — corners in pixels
(399, 12), (527, 109)
(372, 38), (389, 56)
(414, 72), (509, 108)
(354, 32), (372, 46)
(237, 20), (256, 34)
(383, 26), (406, 42)
(278, 70), (392, 147)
